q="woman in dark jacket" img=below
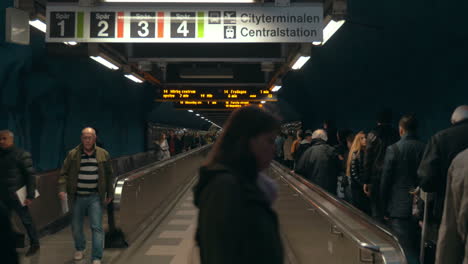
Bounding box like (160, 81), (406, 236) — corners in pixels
(346, 131), (371, 215)
(193, 106), (284, 264)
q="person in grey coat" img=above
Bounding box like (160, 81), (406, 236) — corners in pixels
(435, 148), (468, 264)
(380, 115), (425, 263)
(296, 129), (341, 195)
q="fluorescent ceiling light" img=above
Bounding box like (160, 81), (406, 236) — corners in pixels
(124, 73), (144, 83)
(323, 20), (345, 44)
(196, 114), (200, 116)
(90, 56), (120, 70)
(261, 101), (266, 104)
(291, 56), (311, 70)
(103, 0), (254, 2)
(272, 85), (282, 92)
(188, 110), (194, 112)
(312, 41), (322, 46)
(29, 19), (46, 33)
(64, 41), (77, 46)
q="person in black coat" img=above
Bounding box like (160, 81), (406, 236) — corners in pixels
(363, 110), (400, 220)
(296, 129), (341, 195)
(380, 115), (425, 263)
(0, 203), (19, 264)
(193, 106), (284, 264)
(417, 105), (468, 241)
(0, 130), (40, 256)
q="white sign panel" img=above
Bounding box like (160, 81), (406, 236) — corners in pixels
(46, 3), (323, 43)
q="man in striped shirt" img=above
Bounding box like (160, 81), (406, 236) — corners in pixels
(58, 128), (114, 264)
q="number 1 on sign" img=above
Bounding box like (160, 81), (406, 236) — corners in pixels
(177, 21), (189, 37)
(57, 20), (65, 36)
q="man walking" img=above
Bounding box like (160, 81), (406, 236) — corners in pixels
(58, 127), (114, 264)
(380, 115), (425, 263)
(0, 130), (40, 256)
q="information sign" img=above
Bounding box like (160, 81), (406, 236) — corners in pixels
(156, 88), (276, 102)
(46, 3), (323, 43)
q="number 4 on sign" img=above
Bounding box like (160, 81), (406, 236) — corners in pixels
(177, 21), (189, 37)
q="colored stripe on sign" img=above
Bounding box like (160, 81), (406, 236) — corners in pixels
(117, 12), (124, 38)
(197, 12), (204, 38)
(77, 12), (84, 38)
(157, 12), (164, 38)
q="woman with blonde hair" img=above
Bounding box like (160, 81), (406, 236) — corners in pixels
(346, 131), (371, 214)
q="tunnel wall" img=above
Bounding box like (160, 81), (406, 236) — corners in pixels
(0, 3), (155, 171)
(280, 0), (468, 141)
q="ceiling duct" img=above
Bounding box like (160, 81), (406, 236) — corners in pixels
(179, 67), (234, 79)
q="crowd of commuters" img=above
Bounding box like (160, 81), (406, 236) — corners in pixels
(273, 105), (468, 264)
(154, 130), (216, 160)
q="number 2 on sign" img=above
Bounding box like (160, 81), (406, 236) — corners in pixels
(98, 21), (109, 37)
(177, 21), (189, 37)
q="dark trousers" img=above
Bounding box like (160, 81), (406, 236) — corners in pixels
(351, 182), (371, 215)
(0, 195), (39, 246)
(388, 218), (420, 264)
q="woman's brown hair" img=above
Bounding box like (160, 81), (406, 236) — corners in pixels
(204, 106), (280, 179)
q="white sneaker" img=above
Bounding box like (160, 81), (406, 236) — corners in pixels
(92, 260), (101, 264)
(74, 250), (85, 260)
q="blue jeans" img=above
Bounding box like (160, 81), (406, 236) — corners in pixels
(72, 194), (104, 261)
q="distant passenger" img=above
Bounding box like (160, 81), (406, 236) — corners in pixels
(380, 115), (425, 263)
(290, 129), (303, 164)
(363, 109), (399, 221)
(58, 127), (114, 264)
(0, 130), (40, 256)
(194, 106), (284, 264)
(168, 130), (178, 156)
(346, 131), (370, 214)
(296, 129), (340, 194)
(274, 133), (285, 163)
(435, 148), (468, 264)
(293, 131), (313, 164)
(336, 129), (354, 200)
(154, 132), (170, 160)
(323, 119), (338, 146)
(283, 132), (295, 169)
(418, 105), (468, 228)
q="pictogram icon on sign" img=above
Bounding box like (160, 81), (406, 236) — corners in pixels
(208, 11), (221, 24)
(223, 11), (236, 24)
(224, 26), (236, 39)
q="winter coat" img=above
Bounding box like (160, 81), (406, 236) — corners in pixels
(363, 124), (400, 185)
(296, 139), (340, 194)
(0, 146), (35, 199)
(380, 134), (425, 218)
(294, 140), (312, 163)
(435, 148), (468, 264)
(350, 151), (365, 185)
(193, 164), (284, 264)
(418, 119), (468, 223)
(58, 144), (114, 204)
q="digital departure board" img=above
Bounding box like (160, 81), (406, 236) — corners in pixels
(156, 88), (277, 102)
(174, 100), (265, 111)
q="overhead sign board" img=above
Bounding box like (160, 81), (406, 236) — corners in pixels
(174, 100), (265, 111)
(46, 3), (323, 43)
(156, 88), (276, 102)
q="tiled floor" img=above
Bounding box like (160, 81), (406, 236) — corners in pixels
(18, 187), (198, 264)
(114, 191), (199, 264)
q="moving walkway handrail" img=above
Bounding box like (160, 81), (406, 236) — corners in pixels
(271, 161), (407, 264)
